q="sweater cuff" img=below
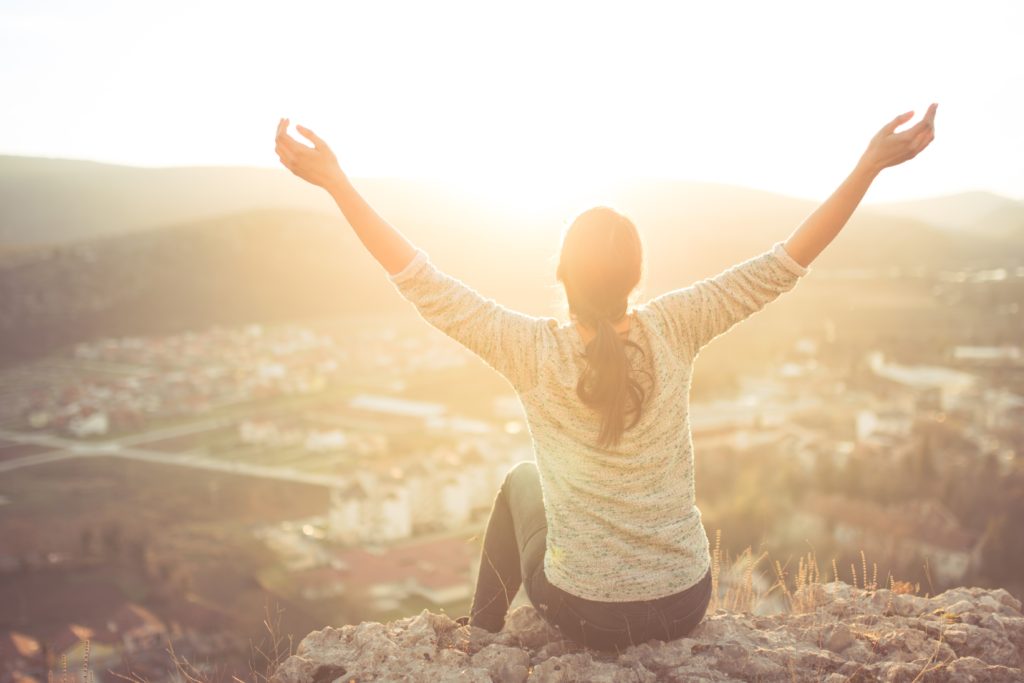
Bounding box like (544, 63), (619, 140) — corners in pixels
(388, 248), (430, 285)
(771, 242), (810, 277)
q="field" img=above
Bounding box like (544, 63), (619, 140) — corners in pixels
(0, 455), (334, 662)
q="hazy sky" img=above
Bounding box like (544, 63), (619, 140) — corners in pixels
(1, 0), (1021, 205)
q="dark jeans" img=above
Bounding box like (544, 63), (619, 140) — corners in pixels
(469, 460), (713, 654)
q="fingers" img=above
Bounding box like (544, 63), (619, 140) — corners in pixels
(275, 118), (300, 168)
(891, 103), (939, 139)
(276, 142), (296, 168)
(275, 117), (335, 180)
(276, 117), (308, 156)
(882, 110), (914, 135)
(903, 119), (935, 161)
(911, 124), (935, 156)
(296, 124), (326, 150)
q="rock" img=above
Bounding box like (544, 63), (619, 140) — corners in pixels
(472, 644), (531, 683)
(824, 622), (854, 653)
(504, 604), (563, 649)
(270, 585), (1023, 683)
(944, 655), (1021, 682)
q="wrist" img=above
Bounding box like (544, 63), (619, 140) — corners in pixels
(323, 171), (350, 196)
(854, 155), (884, 180)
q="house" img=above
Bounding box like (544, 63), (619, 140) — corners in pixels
(855, 408), (913, 443)
(374, 485), (412, 541)
(867, 352), (976, 412)
(327, 481), (370, 544)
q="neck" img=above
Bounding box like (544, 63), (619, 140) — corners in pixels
(574, 312), (632, 341)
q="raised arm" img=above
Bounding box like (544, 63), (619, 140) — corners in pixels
(274, 117), (417, 276)
(783, 103), (938, 267)
(273, 117), (552, 393)
(645, 104), (938, 360)
(643, 242), (810, 360)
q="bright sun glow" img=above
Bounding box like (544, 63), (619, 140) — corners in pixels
(0, 0), (1021, 205)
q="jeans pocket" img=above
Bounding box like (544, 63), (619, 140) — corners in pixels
(557, 598), (651, 652)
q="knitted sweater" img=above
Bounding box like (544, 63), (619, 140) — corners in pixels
(388, 241), (810, 601)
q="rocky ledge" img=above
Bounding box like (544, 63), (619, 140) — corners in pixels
(271, 583), (1023, 682)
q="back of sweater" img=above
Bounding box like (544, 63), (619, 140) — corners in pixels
(388, 241), (809, 601)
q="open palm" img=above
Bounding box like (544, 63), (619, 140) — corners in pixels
(275, 118), (344, 189)
(861, 103), (938, 172)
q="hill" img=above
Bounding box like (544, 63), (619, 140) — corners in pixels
(0, 155), (477, 247)
(870, 191), (1024, 237)
(3, 157), (1023, 366)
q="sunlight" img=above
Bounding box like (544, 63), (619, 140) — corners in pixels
(2, 1), (1020, 201)
(446, 169), (617, 215)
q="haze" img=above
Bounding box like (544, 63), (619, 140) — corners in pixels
(1, 0), (1021, 208)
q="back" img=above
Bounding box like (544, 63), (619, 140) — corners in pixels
(520, 310), (710, 601)
(387, 241), (809, 602)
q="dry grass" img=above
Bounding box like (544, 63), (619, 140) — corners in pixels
(246, 601), (295, 683)
(707, 529), (920, 617)
(86, 600), (294, 683)
(704, 529), (959, 682)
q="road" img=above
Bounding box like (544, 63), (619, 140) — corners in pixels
(0, 426), (350, 488)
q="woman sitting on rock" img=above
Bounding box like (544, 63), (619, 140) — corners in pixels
(274, 103), (937, 654)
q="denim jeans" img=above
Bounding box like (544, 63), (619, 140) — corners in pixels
(469, 460), (713, 654)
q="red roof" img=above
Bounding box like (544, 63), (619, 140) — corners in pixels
(333, 536), (477, 592)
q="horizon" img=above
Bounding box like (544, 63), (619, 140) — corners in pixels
(1, 1), (1022, 205)
(3, 152), (1021, 210)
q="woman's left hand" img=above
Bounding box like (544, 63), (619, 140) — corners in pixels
(858, 104), (938, 173)
(275, 118), (344, 189)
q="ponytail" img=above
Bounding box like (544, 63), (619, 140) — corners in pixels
(574, 304), (650, 449)
(557, 205), (650, 449)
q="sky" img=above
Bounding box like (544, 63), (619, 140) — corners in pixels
(1, 0), (1021, 206)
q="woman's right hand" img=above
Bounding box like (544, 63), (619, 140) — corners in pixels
(859, 103), (938, 173)
(275, 118), (346, 191)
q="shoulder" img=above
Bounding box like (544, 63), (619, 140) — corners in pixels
(632, 298), (674, 336)
(533, 318), (573, 361)
(516, 316), (562, 352)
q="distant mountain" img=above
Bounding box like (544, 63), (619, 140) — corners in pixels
(3, 154), (1021, 249)
(0, 155), (483, 247)
(971, 203), (1024, 240)
(870, 191), (1024, 234)
(2, 156), (1022, 366)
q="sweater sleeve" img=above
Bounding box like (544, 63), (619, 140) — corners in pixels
(642, 241), (809, 360)
(387, 247), (551, 394)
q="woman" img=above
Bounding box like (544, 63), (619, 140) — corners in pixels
(274, 103), (937, 653)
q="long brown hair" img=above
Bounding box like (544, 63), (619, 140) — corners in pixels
(556, 206), (651, 449)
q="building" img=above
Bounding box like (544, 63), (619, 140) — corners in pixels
(867, 352), (976, 412)
(328, 481), (370, 544)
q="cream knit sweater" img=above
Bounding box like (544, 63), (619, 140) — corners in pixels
(388, 241), (809, 601)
